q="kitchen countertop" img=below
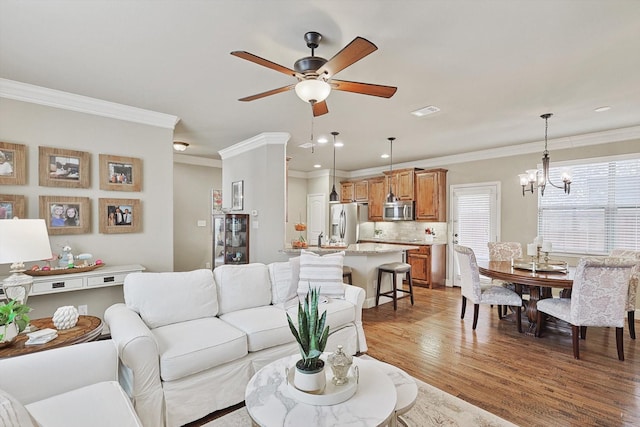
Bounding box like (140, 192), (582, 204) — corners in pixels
(282, 242), (420, 255)
(358, 237), (446, 245)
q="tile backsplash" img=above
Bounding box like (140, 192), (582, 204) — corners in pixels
(359, 221), (448, 244)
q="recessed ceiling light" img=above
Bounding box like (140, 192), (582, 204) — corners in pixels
(594, 106), (611, 112)
(298, 142), (314, 148)
(411, 105), (440, 117)
(317, 137), (328, 144)
(381, 153), (389, 159)
(334, 142), (344, 147)
(313, 164), (321, 168)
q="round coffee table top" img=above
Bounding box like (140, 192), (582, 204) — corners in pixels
(245, 354), (397, 427)
(0, 315), (103, 359)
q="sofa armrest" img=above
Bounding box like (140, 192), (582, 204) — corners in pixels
(342, 284), (368, 352)
(104, 303), (164, 427)
(0, 339), (118, 404)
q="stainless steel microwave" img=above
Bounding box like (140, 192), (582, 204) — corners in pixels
(383, 201), (415, 221)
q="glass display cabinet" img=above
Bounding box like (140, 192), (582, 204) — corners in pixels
(213, 213), (249, 268)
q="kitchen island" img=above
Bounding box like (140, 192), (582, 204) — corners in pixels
(282, 243), (419, 308)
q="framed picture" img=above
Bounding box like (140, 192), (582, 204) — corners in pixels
(0, 142), (27, 185)
(212, 189), (222, 214)
(99, 154), (142, 192)
(232, 180), (243, 211)
(39, 146), (90, 188)
(39, 196), (91, 235)
(99, 198), (141, 234)
(0, 195), (26, 219)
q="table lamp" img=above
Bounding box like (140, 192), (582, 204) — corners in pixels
(0, 218), (53, 306)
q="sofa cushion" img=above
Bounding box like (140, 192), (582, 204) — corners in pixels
(124, 269), (218, 328)
(0, 388), (36, 427)
(286, 296), (355, 332)
(152, 317), (248, 382)
(214, 263), (271, 315)
(220, 306), (294, 352)
(297, 250), (345, 297)
(268, 261), (298, 306)
(25, 381), (142, 427)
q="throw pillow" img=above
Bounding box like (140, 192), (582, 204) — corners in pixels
(0, 388), (37, 427)
(268, 261), (296, 305)
(297, 249), (345, 297)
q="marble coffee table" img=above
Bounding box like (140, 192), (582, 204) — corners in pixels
(245, 354), (397, 426)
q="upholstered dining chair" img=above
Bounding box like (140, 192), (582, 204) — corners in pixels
(535, 257), (636, 361)
(487, 242), (524, 315)
(610, 249), (640, 339)
(454, 245), (522, 332)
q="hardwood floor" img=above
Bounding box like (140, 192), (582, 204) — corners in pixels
(364, 286), (640, 427)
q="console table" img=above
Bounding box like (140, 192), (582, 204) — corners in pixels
(1, 264), (145, 297)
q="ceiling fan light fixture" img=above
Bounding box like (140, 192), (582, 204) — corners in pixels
(173, 141), (189, 152)
(295, 79), (331, 104)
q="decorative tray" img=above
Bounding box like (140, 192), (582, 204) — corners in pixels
(513, 260), (567, 273)
(25, 263), (105, 276)
(285, 365), (359, 406)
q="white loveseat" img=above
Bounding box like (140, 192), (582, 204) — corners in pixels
(0, 340), (143, 427)
(104, 259), (367, 427)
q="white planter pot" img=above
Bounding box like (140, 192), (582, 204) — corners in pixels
(294, 360), (326, 394)
(0, 322), (18, 347)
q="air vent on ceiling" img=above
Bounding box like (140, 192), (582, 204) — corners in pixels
(411, 105), (440, 117)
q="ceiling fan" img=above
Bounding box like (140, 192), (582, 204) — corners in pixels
(231, 31), (397, 117)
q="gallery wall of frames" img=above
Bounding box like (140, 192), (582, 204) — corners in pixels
(0, 141), (142, 235)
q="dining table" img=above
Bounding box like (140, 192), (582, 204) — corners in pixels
(477, 260), (575, 335)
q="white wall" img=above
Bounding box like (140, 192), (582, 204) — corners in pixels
(173, 161), (222, 271)
(0, 97), (175, 318)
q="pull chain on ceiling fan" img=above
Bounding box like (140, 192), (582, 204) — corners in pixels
(231, 31), (397, 117)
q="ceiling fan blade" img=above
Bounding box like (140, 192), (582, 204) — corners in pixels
(316, 37), (377, 78)
(231, 51), (301, 77)
(331, 79), (397, 98)
(238, 84), (296, 102)
(312, 100), (329, 117)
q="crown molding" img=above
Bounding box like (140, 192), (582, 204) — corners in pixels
(0, 78), (180, 129)
(218, 132), (290, 160)
(346, 124), (640, 179)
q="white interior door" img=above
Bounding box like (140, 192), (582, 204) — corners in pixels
(307, 193), (326, 247)
(449, 182), (500, 286)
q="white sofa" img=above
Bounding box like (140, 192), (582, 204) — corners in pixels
(0, 340), (143, 427)
(104, 260), (367, 427)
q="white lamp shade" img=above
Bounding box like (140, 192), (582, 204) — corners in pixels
(295, 79), (331, 103)
(0, 219), (53, 264)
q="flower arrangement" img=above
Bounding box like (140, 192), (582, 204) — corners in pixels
(286, 286), (330, 371)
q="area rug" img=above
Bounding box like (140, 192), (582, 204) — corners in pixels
(204, 355), (518, 427)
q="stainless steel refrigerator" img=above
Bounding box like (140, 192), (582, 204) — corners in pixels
(330, 203), (368, 245)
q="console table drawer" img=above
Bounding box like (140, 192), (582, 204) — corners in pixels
(87, 273), (128, 287)
(32, 278), (84, 294)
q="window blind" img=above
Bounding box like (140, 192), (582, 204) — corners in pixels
(538, 156), (640, 255)
(456, 192), (492, 262)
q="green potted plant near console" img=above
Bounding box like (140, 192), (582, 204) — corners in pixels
(287, 286), (330, 394)
(0, 299), (31, 347)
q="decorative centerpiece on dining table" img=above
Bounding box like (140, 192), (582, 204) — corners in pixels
(516, 236), (567, 273)
(286, 286), (330, 394)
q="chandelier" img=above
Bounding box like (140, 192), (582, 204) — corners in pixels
(518, 113), (571, 197)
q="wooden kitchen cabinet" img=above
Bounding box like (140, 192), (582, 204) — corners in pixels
(341, 180), (369, 203)
(406, 244), (446, 288)
(383, 168), (419, 201)
(415, 169), (447, 221)
(340, 181), (354, 203)
(367, 177), (386, 221)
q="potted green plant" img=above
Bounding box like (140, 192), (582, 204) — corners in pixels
(0, 299), (31, 346)
(286, 286), (330, 393)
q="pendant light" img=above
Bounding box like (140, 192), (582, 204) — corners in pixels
(518, 113), (572, 196)
(329, 131), (340, 203)
(386, 137), (397, 203)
